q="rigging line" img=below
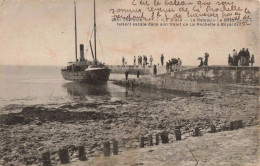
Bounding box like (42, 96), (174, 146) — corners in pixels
(85, 29), (94, 57)
(97, 30), (105, 59)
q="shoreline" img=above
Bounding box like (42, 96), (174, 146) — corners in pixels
(0, 84), (259, 165)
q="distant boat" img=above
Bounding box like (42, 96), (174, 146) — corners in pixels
(61, 0), (111, 83)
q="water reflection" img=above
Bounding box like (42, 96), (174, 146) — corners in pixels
(62, 80), (184, 101)
(62, 82), (110, 97)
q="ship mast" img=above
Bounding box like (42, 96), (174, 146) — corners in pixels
(94, 0), (97, 61)
(74, 0), (78, 61)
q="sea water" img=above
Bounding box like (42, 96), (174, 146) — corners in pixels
(0, 65), (176, 114)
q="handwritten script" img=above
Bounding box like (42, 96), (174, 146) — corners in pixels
(109, 0), (252, 27)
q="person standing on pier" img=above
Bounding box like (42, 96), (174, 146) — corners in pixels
(134, 56), (136, 66)
(199, 58), (203, 67)
(251, 54), (255, 66)
(150, 55), (153, 66)
(169, 60), (172, 71)
(166, 62), (169, 72)
(125, 71), (129, 80)
(177, 58), (182, 70)
(245, 48), (250, 66)
(161, 54), (164, 66)
(144, 55), (148, 65)
(153, 65), (157, 75)
(137, 70), (140, 78)
(228, 54), (233, 66)
(122, 56), (125, 66)
(204, 52), (209, 66)
(239, 48), (244, 66)
(233, 49), (238, 66)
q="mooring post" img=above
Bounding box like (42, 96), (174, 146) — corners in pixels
(78, 145), (87, 161)
(161, 131), (169, 144)
(131, 81), (134, 91)
(230, 121), (235, 130)
(103, 141), (110, 157)
(155, 134), (159, 145)
(139, 136), (144, 148)
(194, 127), (200, 136)
(237, 120), (243, 129)
(175, 129), (181, 141)
(148, 135), (153, 146)
(234, 120), (240, 130)
(113, 140), (118, 155)
(211, 125), (216, 133)
(59, 147), (70, 164)
(42, 151), (51, 166)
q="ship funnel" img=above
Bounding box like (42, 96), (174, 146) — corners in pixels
(80, 44), (85, 61)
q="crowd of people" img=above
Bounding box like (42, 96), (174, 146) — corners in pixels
(228, 48), (254, 66)
(122, 55), (154, 66)
(121, 49), (255, 79)
(122, 54), (183, 75)
(134, 55), (154, 66)
(166, 58), (182, 72)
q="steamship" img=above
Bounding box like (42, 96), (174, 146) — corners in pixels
(61, 0), (111, 83)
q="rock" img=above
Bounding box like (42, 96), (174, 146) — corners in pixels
(37, 146), (44, 151)
(189, 92), (204, 97)
(104, 126), (111, 130)
(24, 156), (37, 165)
(3, 156), (10, 162)
(71, 158), (77, 162)
(35, 121), (43, 126)
(2, 115), (25, 125)
(0, 159), (5, 165)
(104, 119), (113, 124)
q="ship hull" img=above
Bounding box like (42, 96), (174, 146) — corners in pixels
(61, 68), (111, 83)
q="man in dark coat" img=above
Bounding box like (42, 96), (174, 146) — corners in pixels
(166, 62), (169, 72)
(137, 70), (140, 78)
(204, 53), (209, 66)
(245, 48), (250, 66)
(169, 60), (172, 71)
(161, 54), (164, 66)
(237, 49), (242, 66)
(251, 54), (255, 66)
(122, 57), (125, 66)
(228, 54), (233, 66)
(153, 65), (157, 75)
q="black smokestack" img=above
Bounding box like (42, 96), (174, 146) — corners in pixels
(80, 44), (85, 61)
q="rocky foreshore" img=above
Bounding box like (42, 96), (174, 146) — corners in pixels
(0, 86), (259, 165)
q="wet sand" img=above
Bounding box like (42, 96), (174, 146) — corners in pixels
(0, 86), (259, 165)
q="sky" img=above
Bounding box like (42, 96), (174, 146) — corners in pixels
(0, 0), (259, 67)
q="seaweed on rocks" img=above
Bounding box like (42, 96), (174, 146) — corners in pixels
(0, 106), (117, 125)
